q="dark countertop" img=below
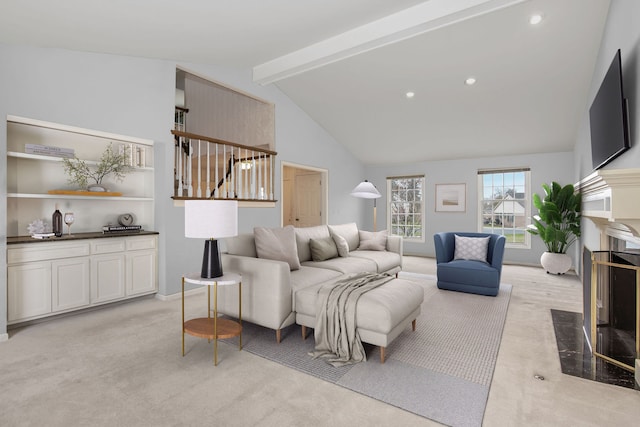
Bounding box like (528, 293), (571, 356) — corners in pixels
(7, 231), (159, 245)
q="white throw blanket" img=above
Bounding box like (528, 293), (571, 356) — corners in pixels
(311, 272), (394, 367)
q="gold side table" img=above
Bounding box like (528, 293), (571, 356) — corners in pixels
(182, 272), (242, 365)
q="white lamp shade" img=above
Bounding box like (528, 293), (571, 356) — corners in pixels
(350, 180), (381, 199)
(185, 200), (238, 239)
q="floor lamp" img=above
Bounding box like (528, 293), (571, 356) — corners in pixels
(351, 180), (382, 231)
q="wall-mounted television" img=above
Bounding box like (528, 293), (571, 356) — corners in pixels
(589, 49), (630, 170)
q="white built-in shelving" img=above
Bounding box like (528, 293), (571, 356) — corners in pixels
(6, 115), (155, 236)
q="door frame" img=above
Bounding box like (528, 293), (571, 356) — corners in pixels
(281, 161), (329, 227)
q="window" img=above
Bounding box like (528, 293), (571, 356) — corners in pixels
(478, 169), (531, 248)
(387, 175), (425, 242)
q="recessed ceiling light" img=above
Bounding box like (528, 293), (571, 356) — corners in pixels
(529, 13), (543, 25)
(464, 77), (476, 86)
(406, 91), (415, 99)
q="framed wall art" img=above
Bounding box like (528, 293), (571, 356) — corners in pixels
(435, 183), (466, 212)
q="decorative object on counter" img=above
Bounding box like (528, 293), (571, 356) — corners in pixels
(185, 200), (238, 278)
(118, 213), (135, 226)
(31, 233), (55, 239)
(103, 224), (142, 233)
(52, 204), (63, 237)
(62, 142), (131, 191)
(27, 219), (50, 235)
(64, 212), (75, 236)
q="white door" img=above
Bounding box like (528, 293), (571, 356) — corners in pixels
(294, 172), (323, 227)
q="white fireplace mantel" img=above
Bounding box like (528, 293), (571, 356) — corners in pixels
(575, 168), (640, 236)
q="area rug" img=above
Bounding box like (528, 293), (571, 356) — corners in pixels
(229, 273), (511, 427)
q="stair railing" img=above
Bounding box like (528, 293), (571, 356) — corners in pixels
(172, 129), (276, 202)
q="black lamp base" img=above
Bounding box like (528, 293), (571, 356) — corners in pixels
(201, 239), (223, 279)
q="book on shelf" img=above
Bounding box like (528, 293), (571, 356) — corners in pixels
(102, 225), (143, 233)
(25, 144), (75, 158)
(119, 143), (146, 167)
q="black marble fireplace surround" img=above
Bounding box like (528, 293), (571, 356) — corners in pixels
(551, 309), (638, 390)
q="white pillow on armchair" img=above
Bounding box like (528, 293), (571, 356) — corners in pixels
(454, 234), (489, 262)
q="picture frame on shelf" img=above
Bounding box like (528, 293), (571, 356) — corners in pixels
(435, 183), (466, 212)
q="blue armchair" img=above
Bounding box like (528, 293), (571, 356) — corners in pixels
(434, 232), (506, 296)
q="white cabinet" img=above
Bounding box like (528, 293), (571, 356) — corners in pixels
(91, 254), (126, 304)
(126, 236), (157, 296)
(52, 257), (90, 312)
(7, 234), (158, 325)
(91, 239), (127, 303)
(127, 251), (157, 296)
(7, 262), (52, 322)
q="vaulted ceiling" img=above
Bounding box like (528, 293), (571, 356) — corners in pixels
(0, 0), (611, 165)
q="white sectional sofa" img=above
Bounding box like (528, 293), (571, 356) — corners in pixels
(218, 223), (403, 343)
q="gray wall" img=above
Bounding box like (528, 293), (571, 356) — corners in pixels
(0, 44), (365, 338)
(366, 152), (575, 265)
(573, 0), (640, 260)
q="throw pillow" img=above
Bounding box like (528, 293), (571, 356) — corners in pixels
(332, 234), (350, 257)
(454, 234), (490, 262)
(309, 237), (339, 262)
(328, 223), (360, 252)
(294, 225), (331, 262)
(358, 230), (388, 251)
(224, 234), (257, 258)
(254, 225), (301, 270)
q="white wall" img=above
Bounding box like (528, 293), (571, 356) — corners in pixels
(573, 0), (640, 258)
(0, 44), (365, 338)
(366, 151), (575, 265)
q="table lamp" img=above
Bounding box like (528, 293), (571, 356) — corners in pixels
(351, 180), (382, 231)
(185, 200), (238, 278)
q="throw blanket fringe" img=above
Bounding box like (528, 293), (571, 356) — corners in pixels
(310, 272), (394, 367)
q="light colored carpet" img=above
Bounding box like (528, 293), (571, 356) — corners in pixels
(3, 258), (639, 426)
(234, 273), (512, 427)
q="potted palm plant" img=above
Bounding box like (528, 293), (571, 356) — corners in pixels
(527, 182), (581, 274)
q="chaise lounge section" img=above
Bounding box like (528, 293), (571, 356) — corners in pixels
(296, 276), (424, 362)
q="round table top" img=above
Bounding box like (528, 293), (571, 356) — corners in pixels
(183, 272), (241, 286)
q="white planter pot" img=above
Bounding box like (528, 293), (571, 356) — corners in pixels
(540, 252), (572, 275)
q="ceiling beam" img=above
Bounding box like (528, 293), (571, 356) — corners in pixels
(253, 0), (526, 85)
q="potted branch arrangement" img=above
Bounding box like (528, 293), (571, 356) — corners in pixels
(527, 182), (581, 274)
(62, 143), (131, 192)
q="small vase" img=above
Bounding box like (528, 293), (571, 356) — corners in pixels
(87, 184), (108, 192)
(540, 252), (572, 274)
